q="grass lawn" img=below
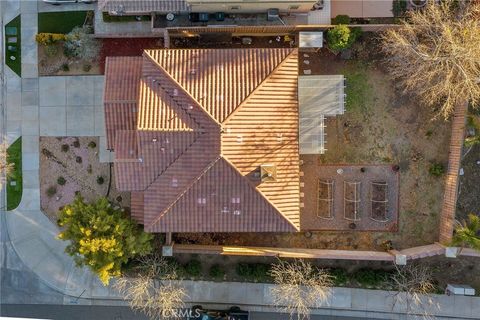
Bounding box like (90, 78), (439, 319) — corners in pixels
(5, 15), (21, 76)
(6, 138), (22, 211)
(38, 11), (92, 34)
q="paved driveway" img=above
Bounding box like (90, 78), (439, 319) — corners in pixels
(38, 76), (104, 136)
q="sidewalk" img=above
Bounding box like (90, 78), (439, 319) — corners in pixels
(2, 0), (114, 302)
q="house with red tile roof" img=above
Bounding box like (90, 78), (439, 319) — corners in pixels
(104, 48), (300, 233)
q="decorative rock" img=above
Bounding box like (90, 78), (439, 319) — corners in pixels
(303, 69), (312, 75)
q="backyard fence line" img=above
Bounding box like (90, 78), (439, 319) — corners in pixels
(439, 101), (468, 244)
(172, 243), (452, 263)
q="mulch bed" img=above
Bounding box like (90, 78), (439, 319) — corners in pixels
(99, 37), (164, 73)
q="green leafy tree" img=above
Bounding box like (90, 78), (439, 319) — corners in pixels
(452, 214), (480, 251)
(58, 196), (153, 285)
(326, 25), (361, 53)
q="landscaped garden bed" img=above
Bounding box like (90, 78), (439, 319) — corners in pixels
(37, 11), (101, 76)
(5, 15), (21, 76)
(39, 137), (129, 223)
(6, 138), (22, 210)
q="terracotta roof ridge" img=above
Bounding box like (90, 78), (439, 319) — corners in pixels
(219, 155), (300, 231)
(146, 156), (222, 230)
(222, 48), (296, 125)
(143, 50), (221, 127)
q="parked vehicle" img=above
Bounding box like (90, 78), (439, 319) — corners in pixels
(43, 0), (96, 4)
(191, 305), (249, 320)
(189, 12), (209, 22)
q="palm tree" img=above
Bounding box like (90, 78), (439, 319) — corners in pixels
(451, 214), (480, 251)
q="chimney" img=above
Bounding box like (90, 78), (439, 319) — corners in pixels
(260, 164), (277, 182)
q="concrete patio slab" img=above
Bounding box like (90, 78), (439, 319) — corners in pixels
(23, 169), (40, 189)
(39, 77), (66, 107)
(22, 105), (39, 122)
(6, 68), (21, 92)
(21, 91), (39, 106)
(94, 105), (105, 136)
(20, 0), (38, 13)
(6, 121), (22, 143)
(22, 152), (39, 171)
(6, 100), (22, 123)
(16, 189), (40, 211)
(39, 106), (66, 135)
(20, 13), (37, 29)
(6, 91), (21, 109)
(66, 76), (95, 106)
(66, 107), (95, 136)
(22, 78), (39, 92)
(22, 135), (39, 152)
(22, 119), (39, 136)
(22, 63), (38, 78)
(93, 76), (104, 105)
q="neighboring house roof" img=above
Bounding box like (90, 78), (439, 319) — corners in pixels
(104, 48), (300, 233)
(330, 0), (393, 18)
(98, 0), (188, 14)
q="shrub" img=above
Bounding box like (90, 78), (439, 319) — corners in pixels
(42, 148), (53, 157)
(62, 63), (69, 72)
(75, 156), (82, 164)
(331, 268), (348, 286)
(61, 144), (69, 152)
(73, 140), (80, 148)
(45, 44), (58, 57)
(57, 176), (66, 186)
(46, 186), (57, 197)
(429, 163), (445, 177)
(35, 33), (66, 46)
(332, 15), (351, 25)
(88, 141), (97, 148)
(353, 268), (391, 287)
(327, 25), (362, 53)
(184, 260), (202, 277)
(57, 196), (153, 285)
(209, 264), (225, 279)
(64, 26), (100, 62)
(236, 263), (270, 281)
(392, 0), (408, 17)
(87, 165), (93, 174)
(96, 176), (104, 185)
(83, 64), (92, 72)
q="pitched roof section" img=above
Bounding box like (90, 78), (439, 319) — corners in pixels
(147, 158), (296, 232)
(104, 49), (300, 233)
(98, 0), (188, 13)
(222, 51), (300, 228)
(104, 57), (143, 149)
(145, 48), (293, 122)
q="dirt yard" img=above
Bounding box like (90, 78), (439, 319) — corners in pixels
(457, 143), (480, 221)
(39, 137), (130, 223)
(38, 43), (101, 76)
(174, 34), (452, 251)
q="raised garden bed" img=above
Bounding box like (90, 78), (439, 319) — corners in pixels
(102, 12), (151, 23)
(39, 137), (130, 223)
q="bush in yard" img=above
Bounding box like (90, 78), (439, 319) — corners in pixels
(57, 176), (66, 186)
(73, 140), (80, 148)
(184, 260), (202, 277)
(46, 186), (57, 197)
(331, 268), (348, 286)
(209, 264), (225, 279)
(326, 25), (362, 53)
(353, 268), (391, 288)
(61, 63), (69, 72)
(88, 141), (97, 148)
(236, 263), (270, 281)
(429, 163), (445, 177)
(35, 33), (66, 46)
(45, 44), (58, 58)
(96, 176), (104, 185)
(57, 196), (153, 285)
(75, 156), (82, 164)
(64, 26), (100, 62)
(61, 144), (69, 152)
(332, 14), (351, 25)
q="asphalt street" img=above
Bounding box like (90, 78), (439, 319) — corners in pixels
(0, 304), (382, 320)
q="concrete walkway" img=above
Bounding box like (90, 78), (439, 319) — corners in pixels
(2, 0), (114, 302)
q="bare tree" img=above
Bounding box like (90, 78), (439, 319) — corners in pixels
(114, 254), (188, 320)
(390, 263), (439, 320)
(381, 0), (480, 119)
(269, 259), (333, 320)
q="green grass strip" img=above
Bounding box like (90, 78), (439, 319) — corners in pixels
(6, 138), (22, 211)
(5, 15), (21, 76)
(38, 11), (91, 34)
